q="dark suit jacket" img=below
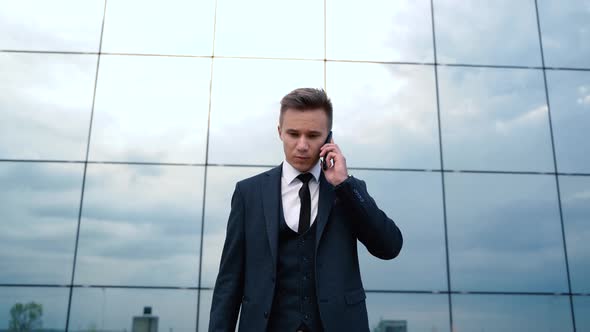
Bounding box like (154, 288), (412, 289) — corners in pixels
(209, 164), (403, 332)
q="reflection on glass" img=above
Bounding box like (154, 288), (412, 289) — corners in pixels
(438, 66), (554, 172)
(326, 0), (433, 63)
(75, 164), (204, 286)
(214, 0), (323, 59)
(101, 0), (215, 56)
(445, 173), (568, 292)
(538, 0), (590, 69)
(0, 53), (96, 160)
(0, 162), (82, 284)
(354, 170), (446, 291)
(574, 296), (590, 332)
(201, 166), (270, 288)
(0, 1), (103, 52)
(434, 0), (541, 66)
(69, 287), (197, 332)
(89, 55), (211, 163)
(546, 70), (590, 173)
(453, 294), (573, 332)
(208, 58), (323, 165)
(559, 176), (590, 293)
(326, 62), (439, 169)
(367, 293), (450, 332)
(0, 287), (69, 331)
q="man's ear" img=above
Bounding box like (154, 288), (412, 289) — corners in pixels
(277, 125), (282, 141)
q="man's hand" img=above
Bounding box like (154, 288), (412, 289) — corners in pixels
(319, 137), (349, 186)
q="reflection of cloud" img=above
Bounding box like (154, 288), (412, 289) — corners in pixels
(446, 173), (569, 292)
(439, 66), (554, 172)
(0, 1), (103, 52)
(0, 53), (96, 160)
(577, 85), (590, 105)
(75, 164), (204, 286)
(0, 162), (83, 284)
(495, 105), (548, 135)
(328, 62), (440, 169)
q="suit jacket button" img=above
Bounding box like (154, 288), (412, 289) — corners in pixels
(264, 311), (269, 319)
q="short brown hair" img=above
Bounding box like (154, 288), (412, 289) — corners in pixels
(280, 88), (333, 130)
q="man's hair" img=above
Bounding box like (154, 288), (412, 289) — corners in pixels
(279, 88), (333, 130)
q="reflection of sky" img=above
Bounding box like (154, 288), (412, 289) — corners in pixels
(75, 164), (204, 287)
(438, 67), (554, 172)
(559, 176), (590, 293)
(354, 170), (447, 291)
(327, 62), (440, 169)
(445, 173), (568, 292)
(1, 0), (590, 331)
(89, 55), (211, 163)
(0, 53), (96, 160)
(0, 162), (83, 284)
(453, 294), (572, 332)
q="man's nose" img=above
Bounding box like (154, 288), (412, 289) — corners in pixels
(296, 137), (309, 151)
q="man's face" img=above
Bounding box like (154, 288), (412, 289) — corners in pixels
(278, 108), (330, 172)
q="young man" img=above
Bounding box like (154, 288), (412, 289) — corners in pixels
(209, 88), (403, 332)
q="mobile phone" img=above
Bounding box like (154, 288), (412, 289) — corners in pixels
(321, 131), (333, 171)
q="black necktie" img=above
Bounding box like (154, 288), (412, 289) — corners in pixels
(297, 173), (314, 234)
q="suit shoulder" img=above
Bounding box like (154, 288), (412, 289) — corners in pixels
(235, 167), (276, 189)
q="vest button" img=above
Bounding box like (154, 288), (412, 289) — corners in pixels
(264, 311), (268, 319)
(271, 276), (275, 283)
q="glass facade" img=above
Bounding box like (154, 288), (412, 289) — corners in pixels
(1, 1), (588, 331)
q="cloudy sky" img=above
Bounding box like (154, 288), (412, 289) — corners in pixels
(0, 0), (589, 331)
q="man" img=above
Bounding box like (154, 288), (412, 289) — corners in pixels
(209, 88), (403, 332)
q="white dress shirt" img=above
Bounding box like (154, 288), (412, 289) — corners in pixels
(281, 160), (321, 232)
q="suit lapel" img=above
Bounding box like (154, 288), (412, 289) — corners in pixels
(316, 172), (335, 250)
(262, 164), (282, 268)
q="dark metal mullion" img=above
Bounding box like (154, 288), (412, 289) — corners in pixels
(64, 1), (108, 331)
(533, 1), (577, 331)
(429, 0), (454, 331)
(195, 0), (219, 330)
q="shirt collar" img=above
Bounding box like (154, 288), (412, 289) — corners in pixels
(282, 159), (321, 184)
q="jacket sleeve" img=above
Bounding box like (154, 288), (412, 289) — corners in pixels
(334, 176), (403, 260)
(208, 183), (246, 332)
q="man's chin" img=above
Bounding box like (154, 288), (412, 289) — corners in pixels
(290, 158), (315, 172)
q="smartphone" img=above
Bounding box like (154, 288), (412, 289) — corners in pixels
(321, 131), (333, 171)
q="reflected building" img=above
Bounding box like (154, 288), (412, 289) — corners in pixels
(373, 319), (407, 332)
(132, 307), (158, 332)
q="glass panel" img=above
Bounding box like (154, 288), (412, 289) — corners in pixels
(367, 293), (450, 332)
(445, 173), (568, 292)
(326, 62), (439, 169)
(559, 175), (590, 293)
(89, 55), (211, 164)
(0, 53), (96, 160)
(434, 0), (541, 66)
(0, 1), (103, 52)
(438, 66), (554, 172)
(75, 164), (204, 287)
(453, 294), (573, 332)
(214, 0), (323, 59)
(326, 0), (433, 63)
(198, 290), (240, 332)
(208, 58), (323, 165)
(538, 0), (590, 69)
(0, 287), (69, 331)
(200, 166), (270, 288)
(0, 162), (83, 284)
(354, 170), (447, 291)
(69, 287), (197, 332)
(574, 296), (590, 332)
(546, 70), (590, 173)
(101, 0), (215, 56)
